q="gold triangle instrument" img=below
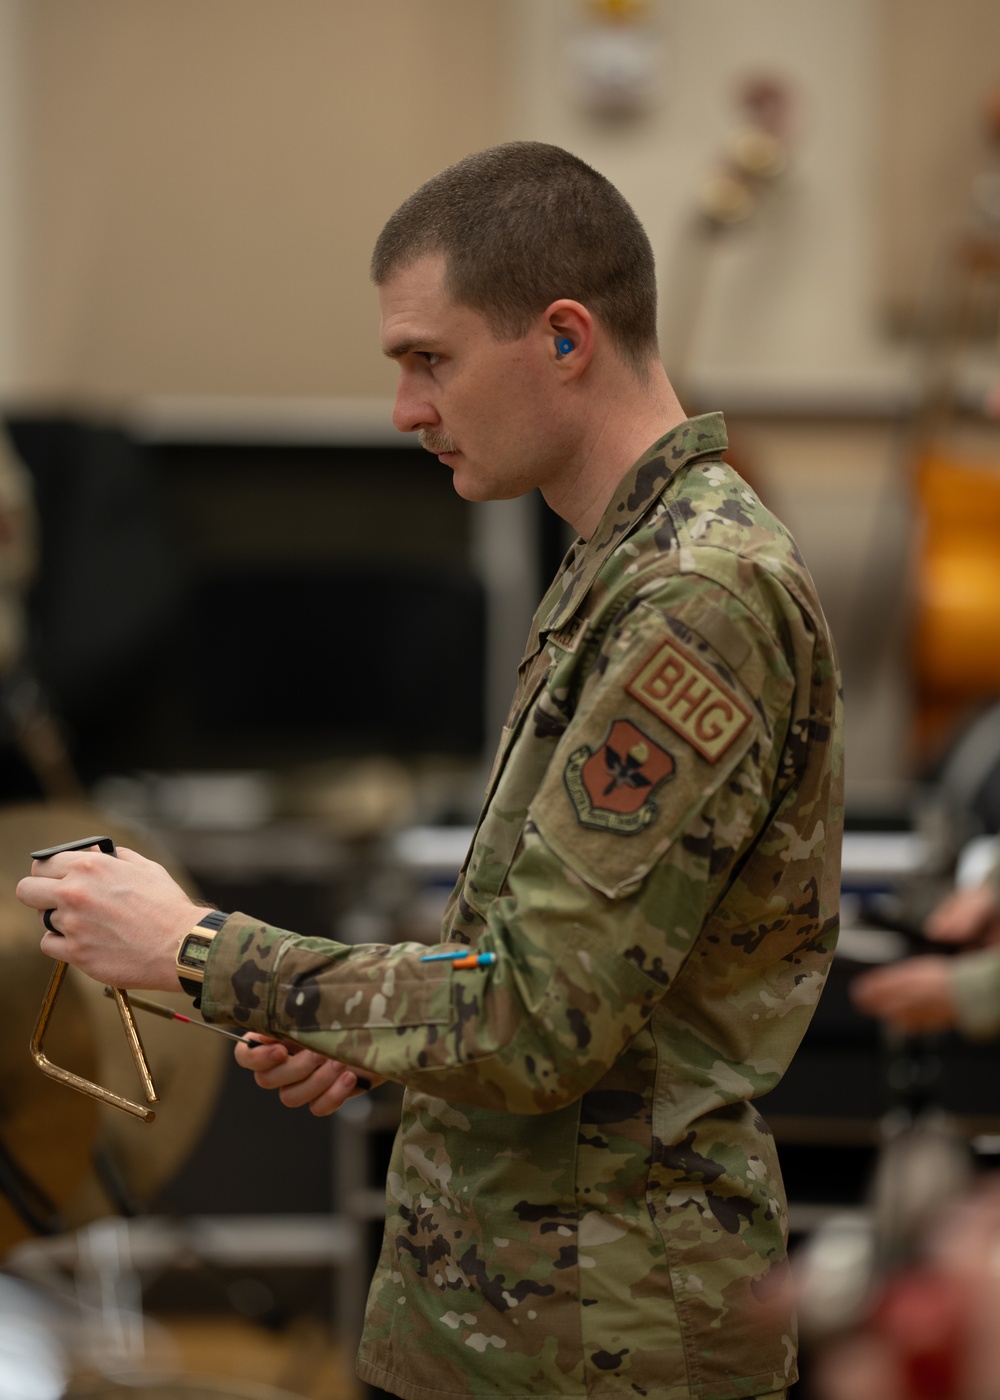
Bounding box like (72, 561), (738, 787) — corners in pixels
(28, 835), (158, 1122)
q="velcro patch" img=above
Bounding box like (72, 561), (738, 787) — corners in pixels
(564, 719), (675, 833)
(626, 635), (751, 762)
(549, 614), (585, 653)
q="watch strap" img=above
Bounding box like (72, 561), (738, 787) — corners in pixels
(194, 910), (228, 933)
(177, 910), (228, 1006)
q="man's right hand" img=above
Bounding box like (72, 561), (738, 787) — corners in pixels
(925, 881), (1000, 947)
(234, 1036), (385, 1116)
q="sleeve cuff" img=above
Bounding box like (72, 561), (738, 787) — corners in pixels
(950, 947), (1000, 1041)
(986, 849), (1000, 896)
(199, 911), (292, 1032)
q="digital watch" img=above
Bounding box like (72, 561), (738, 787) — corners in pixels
(176, 909), (229, 1007)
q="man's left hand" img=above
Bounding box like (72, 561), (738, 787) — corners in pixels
(234, 1036), (385, 1115)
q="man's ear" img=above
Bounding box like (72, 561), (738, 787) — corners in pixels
(543, 300), (594, 377)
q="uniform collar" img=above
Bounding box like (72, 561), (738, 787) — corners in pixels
(539, 412), (728, 638)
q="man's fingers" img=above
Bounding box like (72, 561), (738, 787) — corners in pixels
(16, 873), (65, 910)
(232, 1034), (382, 1113)
(114, 846), (151, 866)
(39, 929), (68, 960)
(248, 1048), (330, 1091)
(280, 1066), (357, 1113)
(307, 1076), (363, 1118)
(234, 1040), (288, 1073)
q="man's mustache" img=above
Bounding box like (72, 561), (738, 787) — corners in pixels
(418, 429), (458, 455)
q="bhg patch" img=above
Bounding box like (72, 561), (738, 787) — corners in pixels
(564, 719), (675, 833)
(627, 634), (751, 763)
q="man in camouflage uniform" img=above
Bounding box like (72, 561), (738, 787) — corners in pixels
(18, 143), (843, 1400)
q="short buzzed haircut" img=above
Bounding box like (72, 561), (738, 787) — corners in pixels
(371, 142), (659, 377)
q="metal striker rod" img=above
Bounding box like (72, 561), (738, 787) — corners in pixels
(106, 991), (383, 1097)
(102, 987), (248, 1042)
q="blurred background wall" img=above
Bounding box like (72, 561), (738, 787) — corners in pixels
(7, 0), (996, 406)
(0, 0), (26, 394)
(8, 0), (511, 401)
(0, 0), (912, 405)
(0, 0), (999, 803)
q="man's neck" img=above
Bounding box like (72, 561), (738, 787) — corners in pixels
(543, 363), (688, 540)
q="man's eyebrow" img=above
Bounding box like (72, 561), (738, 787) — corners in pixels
(382, 338), (434, 360)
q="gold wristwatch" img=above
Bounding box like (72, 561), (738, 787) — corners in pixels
(176, 910), (228, 1005)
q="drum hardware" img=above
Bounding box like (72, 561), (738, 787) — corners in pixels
(29, 836), (158, 1124)
(0, 664), (88, 804)
(91, 1141), (144, 1221)
(0, 1131), (65, 1235)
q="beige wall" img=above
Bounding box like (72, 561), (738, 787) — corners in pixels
(9, 0), (996, 412)
(18, 0), (511, 402)
(881, 0), (1000, 332)
(0, 0), (27, 393)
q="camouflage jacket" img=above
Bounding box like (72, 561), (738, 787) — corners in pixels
(202, 413), (844, 1400)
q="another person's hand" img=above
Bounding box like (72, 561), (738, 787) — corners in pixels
(234, 1035), (386, 1117)
(925, 882), (1000, 947)
(850, 957), (957, 1034)
(15, 845), (204, 990)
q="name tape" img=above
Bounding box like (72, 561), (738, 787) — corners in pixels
(626, 635), (751, 763)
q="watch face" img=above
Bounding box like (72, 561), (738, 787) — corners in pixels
(179, 933), (213, 971)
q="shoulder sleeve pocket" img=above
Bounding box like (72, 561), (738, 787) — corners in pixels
(529, 601), (788, 899)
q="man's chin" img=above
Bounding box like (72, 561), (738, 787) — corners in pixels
(447, 462), (491, 503)
(449, 470), (530, 506)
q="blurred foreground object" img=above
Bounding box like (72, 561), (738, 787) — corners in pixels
(0, 1271), (68, 1400)
(797, 1112), (976, 1400)
(0, 1264), (330, 1400)
(803, 829), (1000, 1397)
(807, 1177), (1000, 1400)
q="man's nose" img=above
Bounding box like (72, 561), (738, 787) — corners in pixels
(392, 375), (439, 435)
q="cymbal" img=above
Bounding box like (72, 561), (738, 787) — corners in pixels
(0, 890), (98, 1249)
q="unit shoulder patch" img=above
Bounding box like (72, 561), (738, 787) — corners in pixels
(564, 719), (675, 834)
(626, 634), (751, 763)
